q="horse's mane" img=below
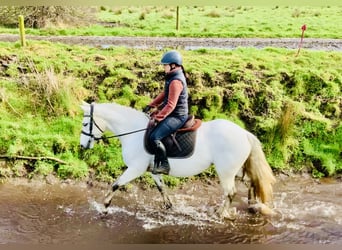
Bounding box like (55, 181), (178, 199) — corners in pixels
(96, 102), (148, 124)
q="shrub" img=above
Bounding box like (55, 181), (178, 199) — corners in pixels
(0, 6), (97, 28)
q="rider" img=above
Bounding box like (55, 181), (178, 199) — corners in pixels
(143, 50), (189, 175)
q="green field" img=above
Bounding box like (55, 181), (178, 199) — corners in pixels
(1, 6), (342, 38)
(0, 40), (341, 184)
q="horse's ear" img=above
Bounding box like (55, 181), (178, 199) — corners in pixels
(80, 101), (89, 111)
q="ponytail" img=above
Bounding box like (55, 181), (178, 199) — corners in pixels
(181, 65), (189, 82)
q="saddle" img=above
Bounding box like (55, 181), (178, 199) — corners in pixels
(144, 115), (202, 158)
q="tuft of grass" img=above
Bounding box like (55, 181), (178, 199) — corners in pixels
(205, 10), (221, 18)
(17, 58), (89, 117)
(291, 9), (302, 18)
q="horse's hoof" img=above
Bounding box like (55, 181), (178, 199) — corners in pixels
(100, 208), (109, 217)
(103, 200), (111, 208)
(259, 204), (276, 216)
(163, 202), (172, 210)
(249, 203), (276, 216)
(215, 207), (237, 221)
(224, 207), (238, 221)
(248, 205), (259, 214)
(208, 207), (216, 217)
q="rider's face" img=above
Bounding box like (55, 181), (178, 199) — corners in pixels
(163, 64), (171, 73)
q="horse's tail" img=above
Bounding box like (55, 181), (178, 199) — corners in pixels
(244, 132), (276, 205)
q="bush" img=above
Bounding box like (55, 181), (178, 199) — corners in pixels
(19, 61), (88, 117)
(57, 160), (89, 180)
(0, 6), (97, 28)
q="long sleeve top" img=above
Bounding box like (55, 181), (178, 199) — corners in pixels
(149, 79), (184, 122)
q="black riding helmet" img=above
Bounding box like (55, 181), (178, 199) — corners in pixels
(160, 50), (182, 66)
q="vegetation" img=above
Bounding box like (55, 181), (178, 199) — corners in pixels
(0, 6), (342, 38)
(0, 6), (96, 28)
(0, 40), (341, 184)
(0, 5), (341, 184)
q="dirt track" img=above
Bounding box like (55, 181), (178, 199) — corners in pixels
(1, 34), (342, 51)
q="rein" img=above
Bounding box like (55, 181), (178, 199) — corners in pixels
(103, 128), (147, 140)
(81, 103), (147, 142)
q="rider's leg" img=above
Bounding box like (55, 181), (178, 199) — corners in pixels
(149, 116), (186, 175)
(152, 139), (170, 174)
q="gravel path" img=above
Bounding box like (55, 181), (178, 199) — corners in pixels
(1, 34), (341, 51)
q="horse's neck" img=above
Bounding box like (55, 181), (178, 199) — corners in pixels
(96, 103), (148, 135)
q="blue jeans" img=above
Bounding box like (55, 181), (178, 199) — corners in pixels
(150, 115), (188, 142)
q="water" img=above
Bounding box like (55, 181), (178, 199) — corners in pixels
(0, 175), (341, 245)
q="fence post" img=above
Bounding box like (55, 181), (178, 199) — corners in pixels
(18, 15), (26, 47)
(176, 6), (180, 31)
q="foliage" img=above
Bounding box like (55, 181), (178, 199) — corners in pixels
(0, 6), (96, 28)
(0, 41), (341, 183)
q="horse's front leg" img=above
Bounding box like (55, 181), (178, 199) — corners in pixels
(103, 166), (146, 208)
(151, 174), (172, 209)
(215, 193), (237, 220)
(104, 183), (119, 208)
(214, 176), (238, 220)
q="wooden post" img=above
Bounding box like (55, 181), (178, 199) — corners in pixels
(176, 6), (180, 31)
(18, 15), (26, 47)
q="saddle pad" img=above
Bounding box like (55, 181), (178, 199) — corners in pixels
(144, 119), (201, 158)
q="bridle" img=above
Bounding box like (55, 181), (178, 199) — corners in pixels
(81, 103), (103, 141)
(81, 103), (147, 147)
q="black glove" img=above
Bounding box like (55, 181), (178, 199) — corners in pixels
(142, 105), (152, 113)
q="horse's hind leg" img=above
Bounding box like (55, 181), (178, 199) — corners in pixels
(241, 170), (258, 213)
(151, 174), (172, 209)
(247, 183), (259, 213)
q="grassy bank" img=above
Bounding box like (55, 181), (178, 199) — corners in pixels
(0, 41), (341, 185)
(1, 6), (342, 38)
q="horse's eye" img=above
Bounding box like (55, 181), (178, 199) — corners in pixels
(83, 123), (88, 126)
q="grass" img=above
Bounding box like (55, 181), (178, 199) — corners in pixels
(0, 6), (342, 38)
(0, 40), (341, 184)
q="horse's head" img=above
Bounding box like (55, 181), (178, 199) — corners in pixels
(80, 102), (106, 149)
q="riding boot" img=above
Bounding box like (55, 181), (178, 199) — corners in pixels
(152, 140), (170, 175)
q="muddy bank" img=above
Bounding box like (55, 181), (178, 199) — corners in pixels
(0, 34), (342, 51)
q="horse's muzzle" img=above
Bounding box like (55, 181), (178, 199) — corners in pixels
(80, 144), (90, 150)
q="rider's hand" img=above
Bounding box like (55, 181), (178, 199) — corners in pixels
(151, 117), (159, 126)
(142, 105), (152, 113)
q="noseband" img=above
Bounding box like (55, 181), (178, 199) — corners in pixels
(81, 103), (104, 147)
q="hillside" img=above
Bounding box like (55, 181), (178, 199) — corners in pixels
(0, 40), (341, 183)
